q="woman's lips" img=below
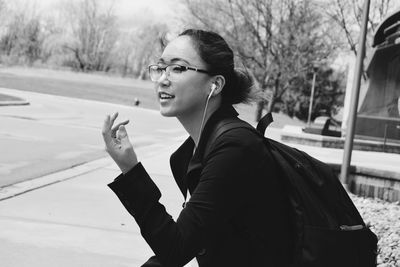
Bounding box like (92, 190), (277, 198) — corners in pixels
(159, 92), (175, 100)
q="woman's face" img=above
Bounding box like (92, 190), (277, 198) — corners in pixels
(154, 36), (212, 118)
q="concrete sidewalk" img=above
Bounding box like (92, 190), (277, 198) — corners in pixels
(0, 140), (186, 267)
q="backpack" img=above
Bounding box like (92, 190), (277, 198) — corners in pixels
(205, 113), (378, 267)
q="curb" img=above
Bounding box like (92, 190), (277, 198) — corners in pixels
(281, 126), (400, 154)
(0, 100), (30, 106)
(328, 163), (400, 181)
(0, 157), (112, 201)
(0, 141), (181, 202)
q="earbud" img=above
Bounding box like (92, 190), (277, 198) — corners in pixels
(209, 83), (217, 97)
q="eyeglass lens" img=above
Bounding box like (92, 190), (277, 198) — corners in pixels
(149, 66), (162, 81)
(149, 65), (179, 82)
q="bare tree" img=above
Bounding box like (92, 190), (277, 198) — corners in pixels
(131, 24), (168, 79)
(0, 0), (5, 18)
(322, 0), (399, 57)
(58, 0), (119, 72)
(112, 23), (168, 78)
(184, 0), (336, 120)
(0, 2), (43, 66)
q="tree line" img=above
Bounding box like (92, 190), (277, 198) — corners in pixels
(0, 0), (167, 78)
(183, 0), (398, 120)
(0, 0), (398, 121)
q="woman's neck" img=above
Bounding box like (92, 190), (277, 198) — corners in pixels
(178, 100), (220, 148)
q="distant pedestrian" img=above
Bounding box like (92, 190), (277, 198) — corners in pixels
(102, 29), (293, 267)
(134, 97), (140, 106)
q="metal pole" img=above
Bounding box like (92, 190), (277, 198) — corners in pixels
(340, 0), (371, 188)
(383, 124), (388, 152)
(307, 71), (317, 127)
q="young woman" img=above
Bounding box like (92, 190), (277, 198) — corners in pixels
(102, 29), (293, 267)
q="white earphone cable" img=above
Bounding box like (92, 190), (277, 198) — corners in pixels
(197, 91), (214, 147)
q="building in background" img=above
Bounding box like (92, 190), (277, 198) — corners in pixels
(343, 9), (400, 144)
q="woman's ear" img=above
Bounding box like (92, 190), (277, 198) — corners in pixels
(210, 75), (225, 96)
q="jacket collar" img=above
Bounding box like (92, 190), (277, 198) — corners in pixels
(169, 105), (239, 198)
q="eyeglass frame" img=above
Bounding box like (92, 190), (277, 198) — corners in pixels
(148, 63), (212, 82)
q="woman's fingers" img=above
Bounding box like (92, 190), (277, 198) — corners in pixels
(102, 113), (120, 133)
(102, 113), (131, 147)
(111, 120), (130, 137)
(102, 115), (112, 143)
(101, 114), (138, 173)
(109, 112), (119, 128)
(117, 125), (131, 146)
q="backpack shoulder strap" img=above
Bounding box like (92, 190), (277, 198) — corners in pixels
(212, 112), (274, 141)
(202, 119), (250, 161)
(203, 113), (273, 160)
(256, 112), (274, 135)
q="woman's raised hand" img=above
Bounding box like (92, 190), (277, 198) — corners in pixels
(102, 112), (138, 174)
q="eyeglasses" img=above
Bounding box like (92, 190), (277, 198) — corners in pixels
(148, 63), (211, 82)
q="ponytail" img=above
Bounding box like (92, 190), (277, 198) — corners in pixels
(222, 68), (259, 105)
(179, 29), (260, 105)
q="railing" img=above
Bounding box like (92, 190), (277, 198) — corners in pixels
(383, 123), (400, 152)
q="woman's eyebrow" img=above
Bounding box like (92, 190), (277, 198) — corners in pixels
(158, 57), (191, 65)
(171, 58), (190, 64)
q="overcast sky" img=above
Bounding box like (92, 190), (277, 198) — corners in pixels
(11, 0), (184, 30)
(37, 0), (176, 14)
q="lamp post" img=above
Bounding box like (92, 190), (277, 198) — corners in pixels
(307, 67), (317, 127)
(340, 0), (371, 188)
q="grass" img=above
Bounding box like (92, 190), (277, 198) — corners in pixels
(0, 67), (158, 109)
(0, 66), (306, 128)
(0, 93), (24, 102)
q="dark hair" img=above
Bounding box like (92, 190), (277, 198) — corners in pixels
(179, 29), (257, 105)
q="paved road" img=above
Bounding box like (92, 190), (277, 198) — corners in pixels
(0, 88), (187, 187)
(0, 87), (284, 188)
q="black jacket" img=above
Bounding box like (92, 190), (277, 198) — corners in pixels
(108, 105), (293, 267)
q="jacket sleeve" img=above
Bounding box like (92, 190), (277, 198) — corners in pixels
(141, 255), (163, 267)
(108, 129), (261, 267)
